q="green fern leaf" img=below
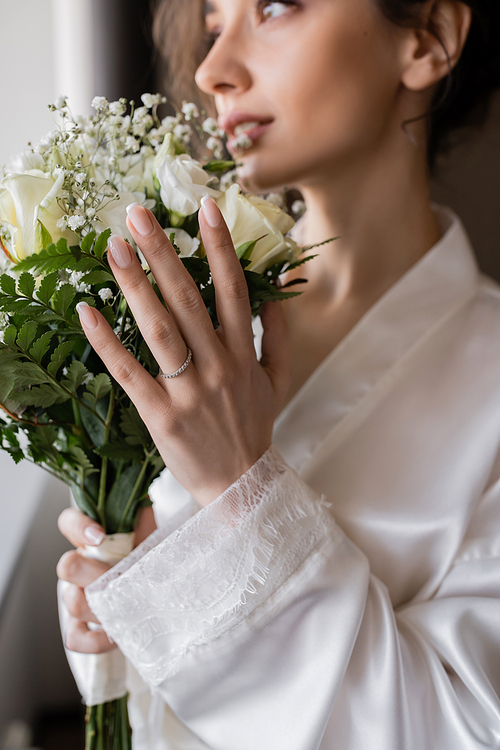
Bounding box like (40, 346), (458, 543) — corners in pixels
(47, 341), (74, 377)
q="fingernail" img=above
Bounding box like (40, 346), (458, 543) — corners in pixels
(108, 234), (133, 269)
(76, 301), (98, 331)
(126, 203), (154, 236)
(200, 195), (222, 228)
(84, 525), (105, 545)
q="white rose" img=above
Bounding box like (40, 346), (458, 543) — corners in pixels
(0, 171), (75, 262)
(155, 134), (221, 220)
(164, 227), (200, 257)
(216, 184), (301, 274)
(118, 154), (156, 198)
(95, 191), (155, 244)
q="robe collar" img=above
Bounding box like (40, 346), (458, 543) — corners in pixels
(266, 205), (480, 475)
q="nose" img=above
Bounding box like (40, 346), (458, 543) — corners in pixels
(195, 28), (252, 99)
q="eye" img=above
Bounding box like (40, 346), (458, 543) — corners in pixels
(259, 0), (297, 20)
(204, 26), (222, 51)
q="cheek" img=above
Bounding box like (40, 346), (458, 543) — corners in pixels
(283, 20), (398, 148)
(241, 7), (401, 190)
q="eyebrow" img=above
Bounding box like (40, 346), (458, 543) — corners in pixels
(204, 1), (216, 16)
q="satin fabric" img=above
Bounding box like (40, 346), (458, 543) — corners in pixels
(67, 205), (500, 748)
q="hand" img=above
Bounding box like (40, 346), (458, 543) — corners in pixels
(56, 506), (156, 653)
(76, 198), (291, 507)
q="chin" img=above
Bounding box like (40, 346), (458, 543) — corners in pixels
(235, 152), (298, 195)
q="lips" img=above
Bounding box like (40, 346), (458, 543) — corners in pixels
(218, 112), (274, 141)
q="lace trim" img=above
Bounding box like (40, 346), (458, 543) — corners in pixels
(86, 444), (336, 687)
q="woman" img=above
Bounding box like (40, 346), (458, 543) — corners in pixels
(56, 0), (500, 747)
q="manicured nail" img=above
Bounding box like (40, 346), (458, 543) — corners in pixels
(84, 525), (105, 545)
(108, 234), (133, 269)
(200, 195), (222, 228)
(126, 203), (154, 236)
(76, 301), (98, 331)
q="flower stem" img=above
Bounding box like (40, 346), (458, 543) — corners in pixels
(97, 389), (115, 529)
(117, 452), (151, 532)
(96, 703), (104, 750)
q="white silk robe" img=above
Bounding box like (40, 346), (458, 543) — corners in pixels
(67, 205), (500, 748)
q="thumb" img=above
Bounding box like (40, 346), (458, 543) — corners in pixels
(259, 300), (291, 404)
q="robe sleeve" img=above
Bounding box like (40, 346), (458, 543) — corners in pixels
(85, 443), (500, 750)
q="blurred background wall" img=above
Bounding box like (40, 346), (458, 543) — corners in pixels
(0, 0), (499, 747)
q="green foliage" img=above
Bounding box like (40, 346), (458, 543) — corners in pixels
(235, 238), (262, 261)
(17, 273), (36, 298)
(120, 404), (153, 449)
(84, 373), (112, 407)
(61, 361), (89, 393)
(104, 464), (143, 533)
(36, 272), (58, 305)
(94, 229), (112, 261)
(48, 341), (75, 376)
(0, 214), (319, 537)
(17, 321), (38, 351)
(203, 160), (235, 173)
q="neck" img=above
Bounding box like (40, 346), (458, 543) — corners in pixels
(293, 135), (442, 309)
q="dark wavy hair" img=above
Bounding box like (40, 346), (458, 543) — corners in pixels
(153, 0), (500, 171)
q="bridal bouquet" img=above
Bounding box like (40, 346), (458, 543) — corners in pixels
(0, 93), (315, 748)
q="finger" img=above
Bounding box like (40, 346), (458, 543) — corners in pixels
(75, 301), (168, 424)
(65, 616), (117, 654)
(56, 550), (110, 588)
(63, 583), (100, 624)
(57, 508), (105, 549)
(259, 300), (292, 406)
(198, 197), (255, 357)
(106, 234), (198, 380)
(125, 205), (220, 369)
(134, 506), (157, 547)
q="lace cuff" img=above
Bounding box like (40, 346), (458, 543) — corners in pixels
(86, 444), (336, 687)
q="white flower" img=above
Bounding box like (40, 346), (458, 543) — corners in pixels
(206, 137), (223, 158)
(219, 169), (239, 191)
(69, 270), (85, 286)
(161, 115), (180, 130)
(202, 117), (219, 135)
(9, 149), (45, 173)
(92, 96), (109, 111)
(95, 191), (154, 244)
(173, 124), (192, 144)
(141, 94), (154, 108)
(265, 192), (284, 208)
(141, 93), (164, 109)
(292, 199), (307, 217)
(232, 133), (252, 150)
(0, 172), (75, 262)
(181, 101), (199, 121)
(67, 214), (86, 231)
(74, 172), (86, 185)
(164, 227), (200, 257)
(155, 134), (221, 218)
(55, 95), (68, 110)
(125, 136), (140, 153)
(216, 183), (300, 274)
(98, 287), (114, 302)
(113, 317), (133, 340)
(109, 100), (126, 116)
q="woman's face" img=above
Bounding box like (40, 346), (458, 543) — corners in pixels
(195, 0), (412, 193)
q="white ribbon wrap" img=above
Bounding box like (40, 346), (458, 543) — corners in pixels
(58, 532), (134, 706)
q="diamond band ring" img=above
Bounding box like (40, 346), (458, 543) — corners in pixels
(159, 347), (193, 379)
